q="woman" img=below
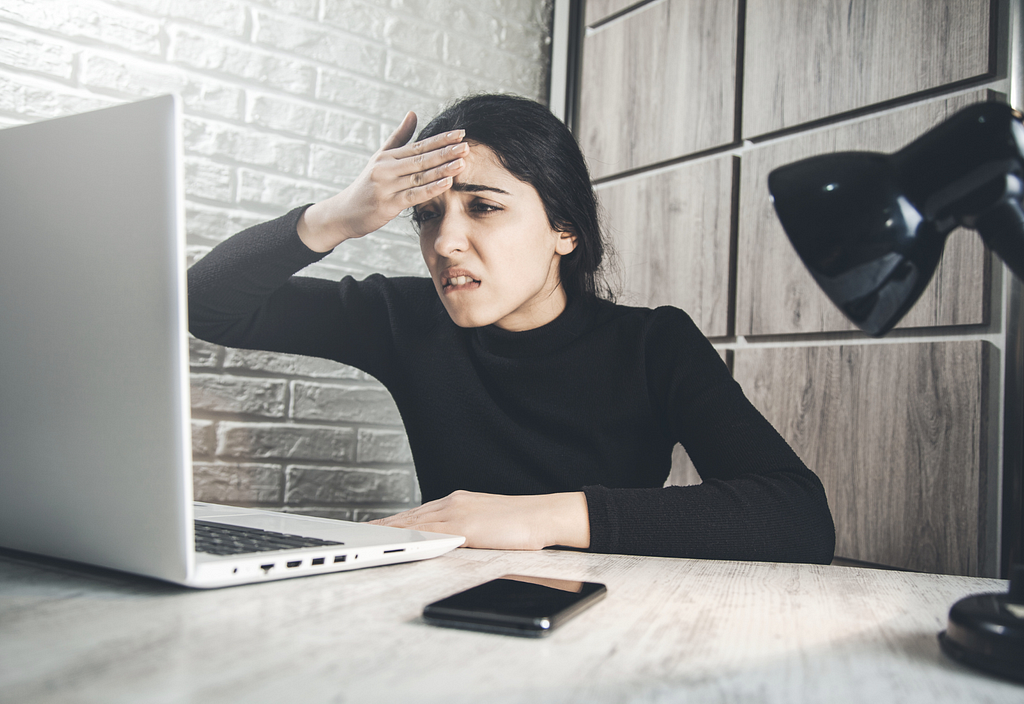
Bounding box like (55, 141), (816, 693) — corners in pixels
(188, 94), (835, 563)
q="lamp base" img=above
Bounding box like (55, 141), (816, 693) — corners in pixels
(938, 591), (1024, 683)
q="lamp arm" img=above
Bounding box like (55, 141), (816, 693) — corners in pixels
(974, 174), (1024, 281)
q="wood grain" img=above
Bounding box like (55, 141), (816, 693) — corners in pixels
(742, 0), (992, 137)
(736, 92), (991, 336)
(0, 547), (1015, 703)
(733, 341), (991, 576)
(578, 0), (738, 179)
(584, 0), (641, 26)
(596, 155), (734, 337)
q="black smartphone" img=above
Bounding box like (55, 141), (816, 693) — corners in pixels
(422, 574), (607, 637)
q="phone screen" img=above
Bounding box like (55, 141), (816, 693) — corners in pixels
(422, 574), (607, 637)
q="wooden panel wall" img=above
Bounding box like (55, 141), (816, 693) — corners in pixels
(578, 0), (738, 179)
(733, 342), (990, 576)
(596, 156), (734, 336)
(576, 0), (1005, 575)
(742, 0), (992, 137)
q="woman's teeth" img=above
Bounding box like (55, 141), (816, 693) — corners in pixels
(447, 276), (475, 286)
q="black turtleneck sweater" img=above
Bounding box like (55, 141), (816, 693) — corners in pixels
(188, 207), (836, 564)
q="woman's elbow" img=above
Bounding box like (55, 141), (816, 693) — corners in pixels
(803, 511), (837, 565)
(797, 481), (836, 565)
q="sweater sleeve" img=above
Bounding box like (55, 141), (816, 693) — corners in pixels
(187, 205), (399, 381)
(582, 308), (836, 564)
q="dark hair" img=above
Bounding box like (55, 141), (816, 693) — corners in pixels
(417, 94), (609, 301)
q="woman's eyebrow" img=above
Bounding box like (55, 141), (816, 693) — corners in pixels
(451, 182), (511, 195)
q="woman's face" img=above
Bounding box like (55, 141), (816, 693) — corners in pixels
(414, 144), (576, 331)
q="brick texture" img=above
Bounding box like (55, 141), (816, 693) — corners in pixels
(1, 0), (552, 519)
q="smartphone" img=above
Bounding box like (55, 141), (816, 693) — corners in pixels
(422, 574), (607, 637)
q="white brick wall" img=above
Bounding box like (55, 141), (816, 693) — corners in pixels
(0, 0), (553, 520)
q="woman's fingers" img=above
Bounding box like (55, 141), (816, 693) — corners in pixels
(390, 127), (466, 160)
(376, 114), (466, 184)
(363, 135), (466, 202)
(377, 152), (466, 210)
(392, 152), (465, 190)
(371, 114), (468, 206)
(373, 496), (449, 526)
(386, 133), (467, 182)
(397, 178), (453, 209)
(390, 140), (468, 182)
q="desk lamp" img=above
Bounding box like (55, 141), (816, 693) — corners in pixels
(767, 101), (1024, 682)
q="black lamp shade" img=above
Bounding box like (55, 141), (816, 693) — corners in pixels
(768, 102), (1024, 337)
(769, 152), (942, 336)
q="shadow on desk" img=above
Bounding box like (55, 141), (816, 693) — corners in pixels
(831, 555), (915, 571)
(0, 546), (182, 597)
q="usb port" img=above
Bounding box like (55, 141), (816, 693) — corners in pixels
(286, 560), (302, 568)
(334, 555), (347, 563)
(311, 557), (325, 566)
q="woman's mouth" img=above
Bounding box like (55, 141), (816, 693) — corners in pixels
(443, 275), (481, 292)
(441, 271), (481, 292)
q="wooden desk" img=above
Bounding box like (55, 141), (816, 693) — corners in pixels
(0, 547), (1020, 703)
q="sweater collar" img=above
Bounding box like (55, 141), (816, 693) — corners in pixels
(472, 294), (595, 358)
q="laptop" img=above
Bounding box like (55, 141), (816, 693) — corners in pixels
(0, 95), (464, 588)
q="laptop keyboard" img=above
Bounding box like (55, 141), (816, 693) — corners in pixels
(194, 520), (344, 556)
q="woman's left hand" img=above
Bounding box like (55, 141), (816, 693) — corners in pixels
(369, 490), (590, 551)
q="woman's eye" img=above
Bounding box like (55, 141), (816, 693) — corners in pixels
(412, 209), (439, 224)
(471, 202), (501, 214)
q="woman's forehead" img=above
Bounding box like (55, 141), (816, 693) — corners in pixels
(454, 143), (520, 192)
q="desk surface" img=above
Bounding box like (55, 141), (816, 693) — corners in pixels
(0, 547), (1020, 703)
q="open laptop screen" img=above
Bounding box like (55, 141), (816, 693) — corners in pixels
(0, 95), (194, 582)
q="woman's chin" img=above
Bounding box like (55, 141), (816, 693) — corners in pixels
(447, 312), (496, 329)
(440, 301), (494, 329)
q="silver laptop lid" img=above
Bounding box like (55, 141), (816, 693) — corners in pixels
(0, 95), (194, 582)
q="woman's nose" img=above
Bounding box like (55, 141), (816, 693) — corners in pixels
(433, 211), (471, 257)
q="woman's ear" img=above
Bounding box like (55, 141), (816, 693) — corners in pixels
(556, 230), (578, 255)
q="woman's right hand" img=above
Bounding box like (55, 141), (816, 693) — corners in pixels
(297, 111), (469, 253)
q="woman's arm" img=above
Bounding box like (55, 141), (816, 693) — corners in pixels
(370, 455), (832, 563)
(603, 308), (835, 564)
(187, 113), (468, 355)
(372, 309), (835, 565)
(370, 464), (832, 563)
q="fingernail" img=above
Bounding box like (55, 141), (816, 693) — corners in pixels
(450, 158), (464, 168)
(453, 142), (469, 154)
(447, 129), (465, 140)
